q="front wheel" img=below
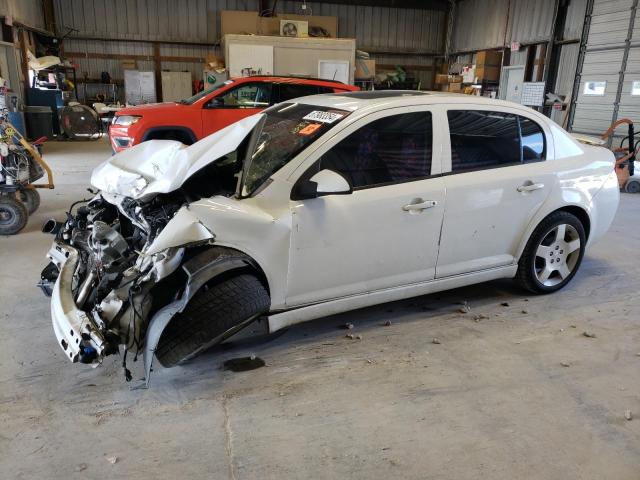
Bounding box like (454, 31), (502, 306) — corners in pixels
(516, 211), (586, 294)
(156, 273), (270, 367)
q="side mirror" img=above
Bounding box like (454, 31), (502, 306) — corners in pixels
(295, 169), (352, 199)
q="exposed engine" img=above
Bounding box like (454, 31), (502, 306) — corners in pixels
(41, 193), (187, 372)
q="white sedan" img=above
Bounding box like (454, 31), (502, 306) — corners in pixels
(41, 91), (619, 385)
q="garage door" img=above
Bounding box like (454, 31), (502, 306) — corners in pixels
(570, 0), (640, 137)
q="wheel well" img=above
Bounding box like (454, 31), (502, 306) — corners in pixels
(556, 206), (591, 240)
(142, 127), (196, 145)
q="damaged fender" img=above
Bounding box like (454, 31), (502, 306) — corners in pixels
(142, 247), (261, 387)
(145, 206), (215, 256)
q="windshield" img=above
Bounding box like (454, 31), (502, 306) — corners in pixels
(242, 103), (351, 196)
(179, 81), (232, 105)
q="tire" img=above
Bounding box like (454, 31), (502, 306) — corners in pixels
(156, 274), (270, 367)
(18, 189), (40, 214)
(0, 195), (28, 235)
(515, 211), (586, 294)
(625, 179), (640, 194)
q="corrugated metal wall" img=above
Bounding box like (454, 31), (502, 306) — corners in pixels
(0, 0), (45, 29)
(452, 0), (586, 53)
(54, 0), (444, 88)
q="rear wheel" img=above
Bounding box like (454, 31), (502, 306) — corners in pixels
(156, 274), (270, 367)
(0, 195), (28, 235)
(516, 211), (586, 294)
(18, 189), (40, 214)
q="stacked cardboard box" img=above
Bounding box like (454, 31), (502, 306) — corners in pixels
(475, 50), (502, 82)
(435, 74), (462, 92)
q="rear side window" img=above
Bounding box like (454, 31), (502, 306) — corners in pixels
(320, 112), (433, 189)
(520, 117), (545, 162)
(278, 84), (321, 102)
(447, 110), (546, 173)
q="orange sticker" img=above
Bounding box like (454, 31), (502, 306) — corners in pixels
(298, 123), (322, 136)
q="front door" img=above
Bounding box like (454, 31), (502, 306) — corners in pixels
(201, 82), (273, 137)
(436, 108), (555, 278)
(286, 108), (446, 306)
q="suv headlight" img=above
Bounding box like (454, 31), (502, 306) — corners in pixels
(113, 115), (142, 126)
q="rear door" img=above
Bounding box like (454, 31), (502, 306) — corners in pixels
(436, 108), (555, 278)
(201, 82), (273, 136)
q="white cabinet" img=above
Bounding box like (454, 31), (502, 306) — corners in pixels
(223, 34), (356, 84)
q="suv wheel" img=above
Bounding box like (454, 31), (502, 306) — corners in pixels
(516, 211), (586, 294)
(156, 274), (270, 367)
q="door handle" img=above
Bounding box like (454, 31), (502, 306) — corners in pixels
(517, 182), (545, 193)
(402, 200), (438, 212)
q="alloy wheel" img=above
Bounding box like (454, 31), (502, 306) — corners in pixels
(534, 223), (582, 287)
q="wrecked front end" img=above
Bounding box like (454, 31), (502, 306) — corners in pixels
(39, 114), (266, 384)
(41, 192), (204, 379)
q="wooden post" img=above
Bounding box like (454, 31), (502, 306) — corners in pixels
(153, 42), (162, 102)
(18, 29), (30, 92)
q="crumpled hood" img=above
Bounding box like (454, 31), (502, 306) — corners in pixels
(92, 114), (264, 199)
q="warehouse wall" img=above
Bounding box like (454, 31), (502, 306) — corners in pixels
(451, 0), (588, 53)
(54, 0), (444, 87)
(0, 0), (45, 29)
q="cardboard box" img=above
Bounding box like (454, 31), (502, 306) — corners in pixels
(435, 73), (449, 84)
(355, 59), (375, 79)
(436, 73), (462, 85)
(440, 82), (462, 92)
(476, 50), (502, 66)
(475, 65), (501, 82)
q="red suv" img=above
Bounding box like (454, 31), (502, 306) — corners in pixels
(109, 76), (359, 152)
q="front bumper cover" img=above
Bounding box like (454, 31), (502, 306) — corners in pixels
(47, 242), (106, 363)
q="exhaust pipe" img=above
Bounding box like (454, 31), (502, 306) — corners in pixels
(42, 219), (64, 234)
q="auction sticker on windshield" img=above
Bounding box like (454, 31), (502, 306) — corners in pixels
(303, 111), (344, 124)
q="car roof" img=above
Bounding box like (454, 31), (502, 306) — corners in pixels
(289, 90), (536, 113)
(231, 75), (354, 88)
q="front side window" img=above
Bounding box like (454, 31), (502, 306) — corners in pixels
(212, 83), (272, 108)
(242, 103), (350, 195)
(448, 110), (546, 173)
(319, 112), (433, 189)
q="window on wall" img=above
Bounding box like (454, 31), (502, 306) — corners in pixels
(447, 110), (546, 172)
(319, 112), (433, 189)
(583, 81), (606, 96)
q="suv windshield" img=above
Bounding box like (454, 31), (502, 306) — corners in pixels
(242, 103), (351, 196)
(179, 81), (233, 105)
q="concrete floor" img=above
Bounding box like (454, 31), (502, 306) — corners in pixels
(1, 138), (639, 480)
